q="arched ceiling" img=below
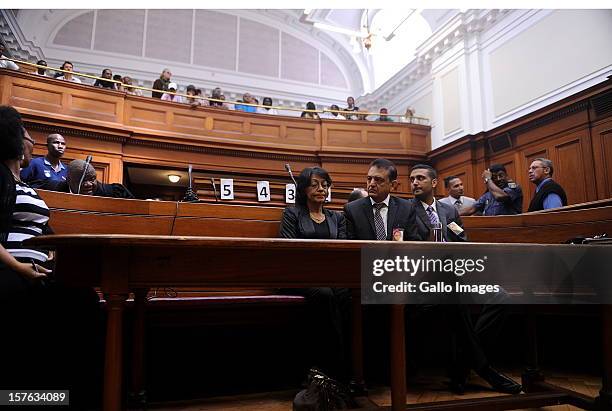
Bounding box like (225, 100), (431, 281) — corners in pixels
(5, 9), (454, 104)
(13, 10), (370, 96)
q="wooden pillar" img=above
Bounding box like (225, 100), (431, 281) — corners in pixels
(390, 304), (406, 411)
(129, 288), (149, 407)
(350, 289), (365, 391)
(103, 293), (127, 411)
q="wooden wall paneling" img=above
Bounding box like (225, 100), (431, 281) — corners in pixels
(68, 88), (124, 124)
(591, 120), (612, 199)
(520, 144), (550, 207)
(7, 76), (64, 114)
(549, 131), (593, 205)
(38, 189), (177, 215)
(435, 166), (473, 199)
(487, 151), (519, 181)
(37, 190), (177, 235)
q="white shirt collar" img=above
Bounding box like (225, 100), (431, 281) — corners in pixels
(421, 200), (437, 212)
(370, 194), (390, 207)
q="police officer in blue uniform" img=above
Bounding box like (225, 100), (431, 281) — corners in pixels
(460, 164), (523, 216)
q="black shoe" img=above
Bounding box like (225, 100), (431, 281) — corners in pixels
(477, 366), (522, 394)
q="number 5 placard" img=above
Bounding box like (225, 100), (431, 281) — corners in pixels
(257, 181), (271, 202)
(285, 183), (296, 204)
(220, 178), (234, 200)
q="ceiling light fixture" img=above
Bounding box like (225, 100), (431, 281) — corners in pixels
(168, 174), (181, 183)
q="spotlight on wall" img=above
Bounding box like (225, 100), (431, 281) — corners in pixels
(168, 174), (181, 183)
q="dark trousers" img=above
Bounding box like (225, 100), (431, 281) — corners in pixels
(282, 287), (352, 381)
(446, 303), (508, 373)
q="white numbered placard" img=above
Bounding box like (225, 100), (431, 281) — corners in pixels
(220, 178), (234, 200)
(326, 186), (332, 203)
(285, 184), (296, 204)
(257, 181), (271, 202)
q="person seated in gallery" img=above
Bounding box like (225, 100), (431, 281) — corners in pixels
(55, 61), (82, 83)
(152, 68), (172, 98)
(278, 166), (351, 383)
(234, 92), (258, 113)
(0, 42), (19, 71)
(113, 74), (124, 91)
(346, 187), (368, 203)
(208, 87), (224, 107)
(40, 159), (134, 199)
(185, 84), (203, 108)
(161, 82), (185, 103)
(34, 59), (48, 76)
(320, 104), (346, 120)
(343, 96), (359, 120)
(256, 97), (278, 115)
(300, 102), (320, 119)
(93, 68), (115, 89)
(376, 108), (394, 122)
(123, 76), (143, 96)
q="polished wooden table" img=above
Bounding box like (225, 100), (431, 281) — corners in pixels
(26, 235), (612, 411)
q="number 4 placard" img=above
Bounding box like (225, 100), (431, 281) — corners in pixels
(220, 178), (234, 200)
(257, 181), (271, 202)
(285, 183), (296, 204)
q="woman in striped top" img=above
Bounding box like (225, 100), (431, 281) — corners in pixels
(0, 105), (51, 300)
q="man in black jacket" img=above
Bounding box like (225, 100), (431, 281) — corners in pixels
(343, 158), (420, 241)
(527, 158), (567, 211)
(409, 164), (521, 395)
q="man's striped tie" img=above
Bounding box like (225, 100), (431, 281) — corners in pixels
(373, 203), (387, 241)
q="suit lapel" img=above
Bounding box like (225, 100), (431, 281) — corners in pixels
(361, 200), (377, 238)
(325, 209), (337, 239)
(386, 197), (398, 240)
(415, 201), (431, 229)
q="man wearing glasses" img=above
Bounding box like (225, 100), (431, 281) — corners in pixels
(527, 158), (567, 211)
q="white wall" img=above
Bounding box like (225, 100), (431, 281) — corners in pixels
(360, 9), (612, 150)
(488, 9), (612, 119)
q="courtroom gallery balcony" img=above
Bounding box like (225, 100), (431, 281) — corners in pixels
(0, 68), (431, 204)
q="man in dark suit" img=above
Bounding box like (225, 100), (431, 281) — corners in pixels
(344, 158), (420, 241)
(409, 164), (521, 395)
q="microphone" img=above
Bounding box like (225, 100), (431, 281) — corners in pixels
(210, 178), (219, 202)
(77, 155), (93, 194)
(285, 163), (298, 187)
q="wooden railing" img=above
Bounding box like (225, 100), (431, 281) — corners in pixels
(38, 190), (612, 244)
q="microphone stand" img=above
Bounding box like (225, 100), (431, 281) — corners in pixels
(77, 155), (93, 194)
(285, 163), (298, 187)
(182, 164), (199, 202)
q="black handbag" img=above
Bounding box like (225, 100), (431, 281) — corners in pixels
(293, 368), (357, 411)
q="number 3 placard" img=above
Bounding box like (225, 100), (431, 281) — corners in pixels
(285, 183), (296, 204)
(220, 178), (234, 200)
(257, 181), (271, 202)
